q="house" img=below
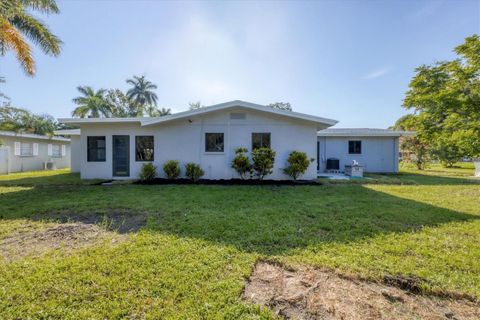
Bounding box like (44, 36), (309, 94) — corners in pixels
(317, 128), (412, 173)
(58, 100), (410, 180)
(0, 131), (71, 174)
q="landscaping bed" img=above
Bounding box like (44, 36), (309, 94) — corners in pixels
(134, 178), (320, 185)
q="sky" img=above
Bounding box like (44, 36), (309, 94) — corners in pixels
(1, 0), (479, 128)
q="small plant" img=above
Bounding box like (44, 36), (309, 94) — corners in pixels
(231, 147), (252, 179)
(139, 163), (157, 181)
(185, 163), (204, 182)
(251, 147), (276, 180)
(283, 151), (313, 180)
(163, 160), (180, 179)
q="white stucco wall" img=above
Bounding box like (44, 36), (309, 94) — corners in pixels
(0, 136), (71, 173)
(77, 108), (323, 180)
(70, 136), (81, 173)
(318, 136), (399, 173)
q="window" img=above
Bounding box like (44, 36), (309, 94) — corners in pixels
(52, 145), (61, 157)
(136, 136), (154, 161)
(252, 133), (271, 150)
(20, 143), (33, 156)
(88, 136), (106, 161)
(348, 140), (362, 154)
(205, 133), (224, 152)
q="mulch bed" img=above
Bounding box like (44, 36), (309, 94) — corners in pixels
(134, 178), (320, 186)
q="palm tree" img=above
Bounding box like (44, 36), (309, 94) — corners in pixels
(147, 106), (171, 117)
(72, 86), (110, 118)
(126, 75), (158, 115)
(0, 0), (62, 76)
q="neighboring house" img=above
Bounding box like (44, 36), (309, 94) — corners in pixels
(317, 128), (413, 173)
(58, 100), (411, 180)
(0, 131), (71, 174)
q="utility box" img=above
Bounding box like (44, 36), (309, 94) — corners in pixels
(345, 165), (363, 178)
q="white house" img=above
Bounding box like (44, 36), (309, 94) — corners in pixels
(58, 100), (410, 180)
(0, 131), (71, 174)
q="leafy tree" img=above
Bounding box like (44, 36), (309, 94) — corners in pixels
(105, 89), (140, 117)
(0, 0), (62, 76)
(283, 151), (313, 180)
(0, 105), (59, 135)
(392, 114), (431, 170)
(72, 86), (111, 118)
(147, 106), (171, 117)
(267, 102), (292, 111)
(231, 147), (252, 179)
(251, 147), (276, 180)
(126, 75), (158, 115)
(189, 101), (203, 110)
(403, 35), (480, 162)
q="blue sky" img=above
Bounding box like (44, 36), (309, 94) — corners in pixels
(1, 0), (479, 127)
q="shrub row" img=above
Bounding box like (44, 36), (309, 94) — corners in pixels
(139, 161), (204, 182)
(231, 147), (313, 180)
(139, 148), (313, 182)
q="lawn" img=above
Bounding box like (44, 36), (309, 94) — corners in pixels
(0, 164), (479, 319)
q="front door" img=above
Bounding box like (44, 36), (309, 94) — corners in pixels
(113, 135), (129, 177)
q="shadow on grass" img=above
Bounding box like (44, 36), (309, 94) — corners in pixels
(0, 177), (477, 255)
(0, 172), (102, 186)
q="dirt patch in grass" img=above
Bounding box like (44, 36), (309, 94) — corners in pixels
(0, 223), (123, 262)
(243, 261), (480, 320)
(32, 210), (148, 234)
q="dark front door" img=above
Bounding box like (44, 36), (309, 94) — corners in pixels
(113, 135), (130, 177)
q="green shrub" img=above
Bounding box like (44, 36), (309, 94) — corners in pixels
(139, 163), (157, 181)
(163, 160), (180, 179)
(283, 151), (313, 180)
(231, 147), (252, 179)
(185, 163), (204, 182)
(251, 147), (276, 180)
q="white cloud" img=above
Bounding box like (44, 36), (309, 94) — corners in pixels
(363, 67), (391, 80)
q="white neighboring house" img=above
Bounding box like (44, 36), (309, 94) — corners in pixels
(317, 128), (413, 173)
(58, 100), (411, 180)
(0, 131), (71, 174)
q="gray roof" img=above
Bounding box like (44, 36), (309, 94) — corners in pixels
(53, 129), (81, 136)
(0, 130), (70, 142)
(317, 128), (414, 137)
(59, 100), (339, 129)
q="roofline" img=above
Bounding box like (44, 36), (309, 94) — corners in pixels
(142, 100), (338, 127)
(53, 129), (81, 136)
(317, 129), (415, 137)
(58, 117), (148, 125)
(0, 130), (70, 142)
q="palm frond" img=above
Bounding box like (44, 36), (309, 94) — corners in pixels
(11, 11), (62, 55)
(0, 17), (35, 75)
(20, 0), (59, 14)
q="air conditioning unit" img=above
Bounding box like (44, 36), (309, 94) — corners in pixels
(44, 161), (55, 170)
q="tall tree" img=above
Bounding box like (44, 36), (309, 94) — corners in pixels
(189, 101), (203, 110)
(0, 105), (59, 135)
(126, 75), (158, 115)
(0, 0), (62, 76)
(403, 34), (480, 164)
(147, 106), (171, 117)
(268, 102), (292, 111)
(72, 86), (111, 118)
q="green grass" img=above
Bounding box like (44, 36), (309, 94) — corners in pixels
(0, 165), (479, 318)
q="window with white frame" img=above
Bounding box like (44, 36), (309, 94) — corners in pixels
(20, 143), (33, 156)
(52, 145), (61, 157)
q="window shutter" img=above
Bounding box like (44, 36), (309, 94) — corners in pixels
(33, 143), (39, 156)
(14, 142), (21, 156)
(47, 144), (53, 156)
(61, 145), (66, 156)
